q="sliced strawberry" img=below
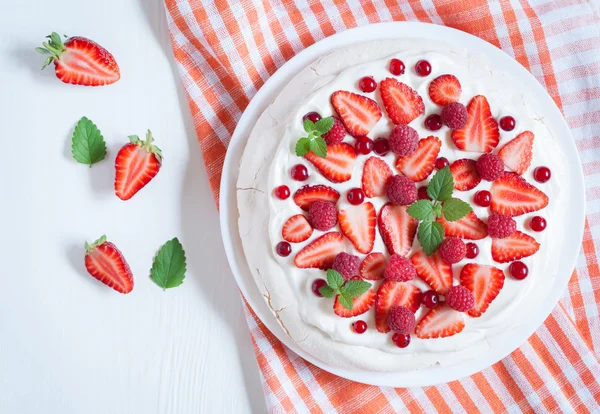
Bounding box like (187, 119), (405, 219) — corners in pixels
(415, 304), (465, 339)
(490, 172), (549, 216)
(294, 232), (345, 269)
(84, 235), (133, 294)
(375, 281), (422, 333)
(293, 185), (340, 211)
(380, 78), (425, 124)
(378, 203), (418, 256)
(395, 136), (441, 182)
(451, 95), (499, 153)
(428, 74), (461, 106)
(411, 251), (453, 295)
(331, 91), (382, 137)
(491, 231), (540, 263)
(450, 159), (481, 191)
(282, 214), (313, 243)
(115, 131), (162, 200)
(305, 143), (357, 183)
(333, 288), (376, 317)
(498, 131), (534, 175)
(359, 253), (386, 280)
(460, 264), (505, 317)
(362, 156), (393, 198)
(438, 211), (488, 240)
(338, 202), (376, 254)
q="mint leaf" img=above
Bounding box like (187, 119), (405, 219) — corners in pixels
(341, 280), (371, 298)
(295, 138), (311, 157)
(442, 198), (472, 222)
(407, 200), (435, 221)
(315, 117), (334, 135)
(310, 137), (328, 158)
(303, 119), (315, 133)
(338, 293), (354, 310)
(319, 285), (335, 298)
(435, 203), (443, 218)
(427, 166), (454, 202)
(326, 269), (344, 290)
(71, 116), (107, 167)
(150, 238), (187, 290)
(418, 221), (444, 256)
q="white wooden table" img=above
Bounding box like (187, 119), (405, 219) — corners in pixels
(0, 0), (266, 412)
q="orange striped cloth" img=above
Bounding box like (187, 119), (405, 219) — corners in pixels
(164, 1), (600, 411)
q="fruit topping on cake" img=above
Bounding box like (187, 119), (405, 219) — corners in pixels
(308, 200), (337, 231)
(429, 74), (462, 106)
(386, 175), (418, 205)
(487, 213), (516, 239)
(387, 306), (416, 334)
(282, 214), (313, 243)
(378, 204), (418, 256)
(379, 78), (425, 124)
(294, 232), (345, 269)
(441, 102), (468, 129)
(375, 281), (421, 333)
(445, 285), (475, 312)
(438, 237), (466, 264)
(498, 130), (534, 175)
(389, 125), (419, 156)
(395, 136), (441, 182)
(415, 304), (465, 339)
(360, 253), (386, 280)
(460, 264), (505, 317)
(491, 231), (540, 263)
(338, 202), (377, 254)
(476, 153), (504, 182)
(490, 172), (549, 216)
(450, 159), (481, 191)
(331, 91), (382, 137)
(383, 254), (417, 282)
(411, 251), (453, 295)
(362, 157), (393, 198)
(452, 95), (499, 152)
(322, 117), (347, 144)
(305, 143), (357, 183)
(437, 211), (488, 240)
(334, 288), (376, 317)
(474, 190), (492, 207)
(331, 252), (361, 280)
(294, 185), (340, 211)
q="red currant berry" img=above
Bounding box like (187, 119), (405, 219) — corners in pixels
(389, 58), (405, 76)
(435, 157), (449, 170)
(425, 114), (442, 131)
(347, 188), (365, 205)
(418, 186), (430, 200)
(392, 332), (411, 348)
(499, 116), (516, 131)
(530, 216), (547, 232)
(534, 166), (551, 183)
(422, 290), (439, 308)
(415, 59), (432, 77)
(353, 320), (367, 334)
(373, 138), (390, 156)
(509, 261), (529, 280)
(355, 136), (374, 155)
(302, 112), (321, 123)
(311, 278), (326, 297)
(291, 164), (309, 181)
(474, 190), (492, 207)
(358, 76), (377, 93)
(465, 243), (479, 259)
(274, 185), (290, 200)
(276, 241), (292, 257)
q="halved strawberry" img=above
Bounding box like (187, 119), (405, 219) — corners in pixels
(84, 235), (133, 294)
(294, 232), (345, 269)
(415, 304), (465, 339)
(331, 91), (382, 137)
(451, 95), (499, 153)
(375, 281), (422, 333)
(428, 74), (461, 106)
(460, 264), (505, 317)
(411, 251), (452, 295)
(359, 252), (386, 280)
(491, 231), (540, 263)
(395, 136), (441, 182)
(282, 214), (313, 243)
(380, 78), (425, 124)
(115, 131), (162, 200)
(362, 156), (393, 198)
(338, 202), (376, 254)
(449, 159), (481, 191)
(490, 172), (549, 216)
(378, 203), (418, 256)
(498, 131), (534, 175)
(334, 288), (376, 317)
(293, 185), (340, 211)
(438, 211), (488, 240)
(305, 143), (357, 183)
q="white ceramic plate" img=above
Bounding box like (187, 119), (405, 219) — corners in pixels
(219, 22), (585, 387)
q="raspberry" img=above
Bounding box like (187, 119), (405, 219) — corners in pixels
(383, 254), (416, 281)
(386, 175), (417, 205)
(332, 252), (361, 281)
(476, 153), (504, 181)
(389, 125), (418, 156)
(487, 213), (516, 238)
(445, 285), (475, 312)
(322, 117), (346, 144)
(308, 200), (337, 231)
(440, 102), (468, 129)
(438, 237), (466, 264)
(387, 306), (416, 334)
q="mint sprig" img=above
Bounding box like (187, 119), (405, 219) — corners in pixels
(319, 269), (371, 310)
(407, 166), (473, 255)
(295, 117), (334, 158)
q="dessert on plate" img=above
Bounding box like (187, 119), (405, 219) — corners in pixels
(237, 39), (566, 372)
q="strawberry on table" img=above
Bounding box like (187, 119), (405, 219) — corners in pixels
(395, 136), (441, 182)
(375, 280), (421, 333)
(498, 131), (535, 175)
(115, 131), (162, 200)
(380, 78), (425, 124)
(338, 202), (377, 254)
(449, 159), (481, 191)
(451, 95), (499, 152)
(359, 253), (386, 280)
(84, 235), (133, 294)
(460, 264), (505, 317)
(490, 172), (549, 216)
(378, 203), (418, 256)
(305, 143), (357, 183)
(294, 232), (345, 269)
(282, 214), (313, 243)
(415, 304), (465, 339)
(438, 211), (488, 240)
(293, 185), (340, 211)
(491, 231), (540, 263)
(362, 156), (393, 198)
(37, 32), (120, 86)
(411, 250), (453, 295)
(331, 91), (382, 137)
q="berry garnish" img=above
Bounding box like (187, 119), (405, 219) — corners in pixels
(386, 175), (418, 206)
(322, 117), (347, 145)
(331, 90), (382, 137)
(294, 232), (345, 269)
(274, 185), (290, 200)
(491, 172), (548, 216)
(499, 115), (516, 131)
(276, 241), (292, 257)
(293, 185), (340, 211)
(438, 237), (466, 264)
(476, 153), (504, 181)
(396, 136), (441, 181)
(491, 231), (540, 263)
(387, 306), (416, 334)
(498, 131), (534, 175)
(441, 102), (468, 129)
(389, 125), (419, 156)
(358, 76), (377, 93)
(305, 143), (357, 183)
(509, 261), (529, 280)
(291, 164), (309, 181)
(389, 58), (405, 75)
(379, 78), (425, 124)
(308, 200), (337, 231)
(312, 278), (327, 297)
(282, 215), (313, 243)
(435, 157), (449, 170)
(115, 131), (162, 200)
(445, 285), (475, 312)
(355, 136), (374, 155)
(303, 111), (321, 123)
(450, 159), (481, 191)
(353, 320), (367, 334)
(373, 138), (390, 156)
(418, 186), (430, 200)
(384, 254), (416, 282)
(438, 211), (488, 240)
(362, 157), (393, 198)
(460, 264), (505, 317)
(84, 235), (133, 293)
(465, 243), (479, 259)
(392, 332), (411, 348)
(474, 190), (492, 207)
(378, 203), (418, 256)
(530, 216), (547, 232)
(296, 117), (335, 158)
(375, 281), (421, 332)
(421, 290), (439, 308)
(360, 253), (386, 280)
(429, 74), (461, 106)
(415, 305), (465, 338)
(534, 166), (551, 183)
(425, 114), (442, 131)
(319, 269), (373, 313)
(338, 202), (377, 253)
(332, 252), (361, 281)
(415, 59), (432, 76)
(347, 188), (365, 205)
(487, 213), (516, 239)
(452, 95), (500, 152)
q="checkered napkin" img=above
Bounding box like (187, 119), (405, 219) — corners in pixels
(163, 1), (600, 412)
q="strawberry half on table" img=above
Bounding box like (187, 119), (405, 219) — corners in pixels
(115, 131), (163, 200)
(84, 235), (133, 294)
(36, 32), (120, 86)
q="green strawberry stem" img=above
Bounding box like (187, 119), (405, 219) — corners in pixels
(37, 32), (67, 69)
(85, 235), (107, 253)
